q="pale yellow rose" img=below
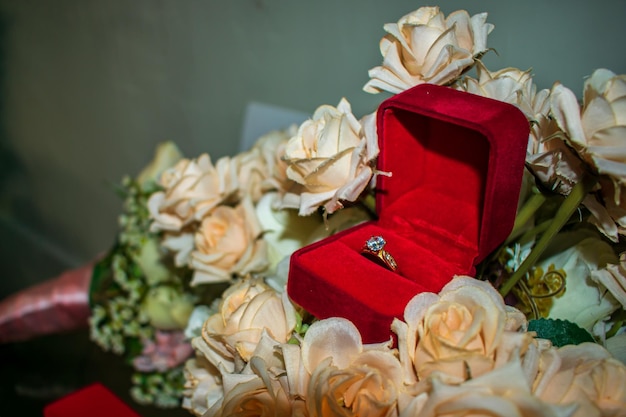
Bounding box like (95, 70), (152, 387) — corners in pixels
(136, 141), (183, 190)
(140, 285), (196, 330)
(147, 154), (236, 232)
(190, 198), (268, 285)
(399, 359), (577, 417)
(364, 6), (493, 94)
(281, 99), (378, 215)
(532, 343), (626, 417)
(550, 69), (626, 241)
(302, 318), (403, 417)
(255, 192), (325, 270)
(392, 276), (532, 384)
(193, 278), (297, 374)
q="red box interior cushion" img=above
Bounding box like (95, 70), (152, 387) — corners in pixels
(288, 84), (529, 343)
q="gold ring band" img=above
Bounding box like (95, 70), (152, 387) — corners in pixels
(361, 236), (398, 272)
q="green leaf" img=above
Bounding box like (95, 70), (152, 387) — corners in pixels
(88, 244), (118, 308)
(126, 336), (145, 360)
(528, 318), (595, 347)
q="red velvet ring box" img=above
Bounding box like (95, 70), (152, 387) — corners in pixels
(287, 83), (529, 343)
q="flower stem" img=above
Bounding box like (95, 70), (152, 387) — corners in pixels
(505, 189), (547, 245)
(499, 175), (597, 297)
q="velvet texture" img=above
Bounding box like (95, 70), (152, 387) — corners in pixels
(288, 84), (529, 343)
(44, 383), (140, 417)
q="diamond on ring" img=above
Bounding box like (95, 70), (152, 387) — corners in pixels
(366, 236), (386, 252)
(361, 235), (398, 272)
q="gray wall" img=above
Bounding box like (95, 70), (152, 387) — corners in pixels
(1, 0), (624, 285)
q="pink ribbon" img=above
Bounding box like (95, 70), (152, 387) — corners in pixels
(0, 262), (94, 344)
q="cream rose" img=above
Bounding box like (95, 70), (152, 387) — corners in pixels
(399, 359), (576, 417)
(183, 355), (223, 416)
(148, 154), (236, 232)
(532, 343), (626, 417)
(550, 69), (626, 241)
(591, 251), (626, 309)
(232, 147), (271, 203)
(160, 231), (195, 267)
(460, 64), (545, 118)
(526, 133), (586, 196)
(208, 356), (293, 417)
(252, 126), (295, 193)
(302, 318), (403, 417)
(392, 276), (531, 383)
(459, 63), (586, 196)
(551, 69), (626, 185)
(364, 6), (493, 94)
(189, 198), (268, 285)
(193, 278), (297, 374)
(281, 99), (378, 215)
(187, 327), (298, 416)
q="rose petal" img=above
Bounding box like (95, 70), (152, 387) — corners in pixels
(302, 317), (363, 373)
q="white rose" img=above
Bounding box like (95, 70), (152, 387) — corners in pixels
(535, 232), (620, 330)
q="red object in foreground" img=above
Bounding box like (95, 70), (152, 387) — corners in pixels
(44, 383), (140, 417)
(288, 83), (529, 343)
(0, 262), (94, 344)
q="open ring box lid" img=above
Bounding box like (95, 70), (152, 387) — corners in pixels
(287, 83), (529, 343)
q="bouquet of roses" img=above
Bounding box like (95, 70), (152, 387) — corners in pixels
(177, 6), (626, 416)
(1, 5), (625, 415)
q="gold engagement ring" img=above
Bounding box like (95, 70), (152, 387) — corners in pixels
(361, 236), (398, 272)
